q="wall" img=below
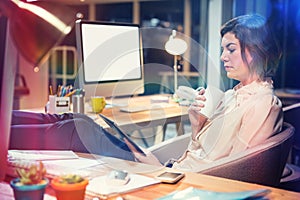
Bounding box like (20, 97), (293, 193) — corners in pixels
(18, 57), (49, 109)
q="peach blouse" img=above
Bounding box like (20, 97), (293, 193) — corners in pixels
(172, 80), (283, 172)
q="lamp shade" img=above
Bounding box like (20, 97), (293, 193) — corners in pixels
(165, 30), (187, 56)
(165, 38), (188, 55)
(0, 0), (77, 68)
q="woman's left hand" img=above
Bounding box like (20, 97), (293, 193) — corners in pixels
(124, 138), (163, 166)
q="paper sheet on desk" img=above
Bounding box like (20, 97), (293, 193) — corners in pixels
(42, 157), (105, 178)
(8, 150), (79, 161)
(43, 157), (104, 169)
(101, 156), (164, 174)
(86, 174), (160, 197)
(8, 150), (105, 178)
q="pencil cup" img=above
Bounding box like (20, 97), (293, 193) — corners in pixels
(48, 95), (70, 114)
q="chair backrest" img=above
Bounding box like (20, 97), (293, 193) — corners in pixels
(195, 122), (294, 186)
(149, 122), (295, 187)
(283, 103), (300, 165)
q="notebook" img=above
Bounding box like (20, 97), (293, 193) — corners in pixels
(86, 173), (160, 198)
(99, 114), (146, 156)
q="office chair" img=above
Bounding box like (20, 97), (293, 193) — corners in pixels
(149, 122), (295, 187)
(278, 103), (300, 192)
(282, 102), (300, 165)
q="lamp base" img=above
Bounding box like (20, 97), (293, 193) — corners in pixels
(171, 93), (180, 102)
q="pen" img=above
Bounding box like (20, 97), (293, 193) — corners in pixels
(57, 85), (61, 97)
(64, 89), (77, 97)
(61, 87), (66, 97)
(49, 85), (53, 95)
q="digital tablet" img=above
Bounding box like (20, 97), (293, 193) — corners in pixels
(99, 114), (146, 156)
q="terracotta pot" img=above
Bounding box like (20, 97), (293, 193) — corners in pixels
(10, 178), (49, 200)
(51, 177), (89, 200)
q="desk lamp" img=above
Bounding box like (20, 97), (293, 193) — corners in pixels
(0, 0), (77, 71)
(0, 0), (77, 181)
(165, 30), (187, 94)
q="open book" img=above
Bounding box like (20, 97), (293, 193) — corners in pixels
(99, 114), (146, 156)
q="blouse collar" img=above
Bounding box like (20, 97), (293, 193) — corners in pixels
(232, 80), (274, 107)
(233, 79), (273, 96)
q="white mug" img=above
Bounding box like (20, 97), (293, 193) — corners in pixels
(197, 85), (224, 118)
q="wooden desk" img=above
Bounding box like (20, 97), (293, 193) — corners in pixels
(79, 153), (300, 200)
(86, 94), (190, 144)
(125, 173), (300, 200)
(23, 94), (190, 145)
(4, 153), (300, 200)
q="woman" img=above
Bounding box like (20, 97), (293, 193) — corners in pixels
(126, 14), (283, 171)
(10, 14), (283, 172)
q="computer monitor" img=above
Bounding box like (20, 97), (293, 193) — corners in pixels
(75, 20), (144, 100)
(0, 16), (16, 181)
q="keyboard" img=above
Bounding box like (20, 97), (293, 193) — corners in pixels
(119, 103), (177, 113)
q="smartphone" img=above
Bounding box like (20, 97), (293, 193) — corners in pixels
(156, 172), (185, 184)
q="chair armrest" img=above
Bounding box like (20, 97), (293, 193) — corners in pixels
(148, 133), (191, 164)
(281, 163), (300, 182)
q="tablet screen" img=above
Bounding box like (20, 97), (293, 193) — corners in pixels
(99, 114), (146, 156)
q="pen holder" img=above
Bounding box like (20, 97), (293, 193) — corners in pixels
(72, 94), (85, 114)
(48, 95), (70, 114)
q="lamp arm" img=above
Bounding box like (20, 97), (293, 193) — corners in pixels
(0, 0), (18, 18)
(174, 55), (178, 93)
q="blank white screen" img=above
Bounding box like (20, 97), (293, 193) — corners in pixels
(81, 23), (142, 83)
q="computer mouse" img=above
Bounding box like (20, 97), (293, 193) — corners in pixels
(106, 170), (130, 186)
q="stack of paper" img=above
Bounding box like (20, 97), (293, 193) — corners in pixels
(8, 150), (79, 160)
(7, 150), (104, 178)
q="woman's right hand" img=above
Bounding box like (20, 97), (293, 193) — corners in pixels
(188, 88), (208, 139)
(124, 139), (162, 167)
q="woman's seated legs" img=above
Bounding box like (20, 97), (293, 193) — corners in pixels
(10, 112), (135, 161)
(11, 110), (74, 125)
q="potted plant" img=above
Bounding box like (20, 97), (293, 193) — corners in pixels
(51, 174), (89, 200)
(10, 161), (49, 200)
